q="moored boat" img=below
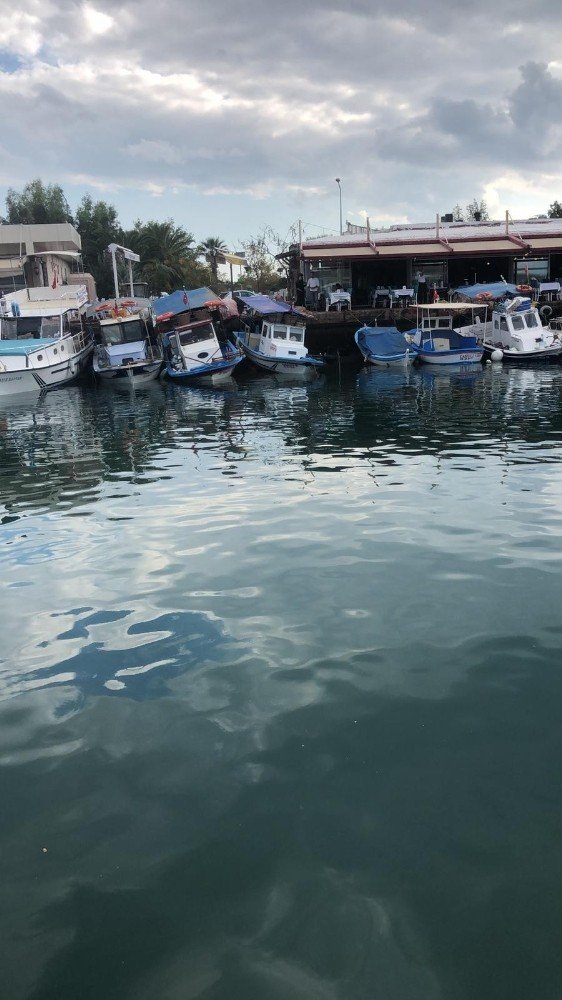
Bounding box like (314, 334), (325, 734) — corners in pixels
(0, 286), (93, 396)
(92, 299), (162, 384)
(235, 294), (325, 376)
(406, 303), (484, 366)
(354, 325), (413, 367)
(154, 287), (244, 383)
(455, 288), (562, 362)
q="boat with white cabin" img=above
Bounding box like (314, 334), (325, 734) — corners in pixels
(0, 285), (93, 396)
(456, 290), (562, 362)
(92, 298), (162, 384)
(406, 303), (484, 366)
(235, 294), (325, 376)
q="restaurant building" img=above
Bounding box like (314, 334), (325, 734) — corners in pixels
(298, 215), (562, 306)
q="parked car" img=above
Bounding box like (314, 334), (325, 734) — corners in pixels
(220, 289), (255, 300)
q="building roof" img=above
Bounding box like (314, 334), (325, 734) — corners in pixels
(301, 218), (562, 262)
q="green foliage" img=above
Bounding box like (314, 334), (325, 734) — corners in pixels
(75, 195), (123, 298)
(451, 199), (490, 222)
(197, 237), (228, 281)
(5, 178), (73, 225)
(125, 219), (212, 294)
(239, 226), (287, 292)
(548, 201), (562, 218)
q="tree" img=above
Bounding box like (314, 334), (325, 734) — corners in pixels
(125, 219), (204, 294)
(548, 201), (562, 218)
(450, 199), (490, 222)
(239, 226), (287, 292)
(465, 198), (489, 222)
(75, 195), (123, 298)
(5, 178), (73, 225)
(197, 237), (228, 282)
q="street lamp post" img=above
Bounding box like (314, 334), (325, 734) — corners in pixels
(335, 178), (342, 235)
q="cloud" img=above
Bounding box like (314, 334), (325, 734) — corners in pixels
(1, 1), (562, 240)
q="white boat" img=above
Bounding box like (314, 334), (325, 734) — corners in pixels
(160, 318), (243, 383)
(473, 297), (562, 362)
(92, 299), (162, 384)
(406, 303), (484, 366)
(235, 294), (325, 376)
(0, 286), (93, 396)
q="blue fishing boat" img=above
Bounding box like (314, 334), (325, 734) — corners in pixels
(235, 294), (325, 376)
(154, 287), (243, 383)
(406, 304), (483, 366)
(354, 325), (413, 367)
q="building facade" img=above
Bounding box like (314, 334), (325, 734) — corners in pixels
(0, 222), (89, 296)
(299, 217), (562, 306)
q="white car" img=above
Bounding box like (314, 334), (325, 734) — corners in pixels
(220, 289), (255, 300)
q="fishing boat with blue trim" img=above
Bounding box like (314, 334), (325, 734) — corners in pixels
(406, 303), (484, 366)
(0, 285), (93, 396)
(453, 283), (562, 362)
(235, 294), (325, 376)
(354, 325), (413, 367)
(153, 287), (243, 383)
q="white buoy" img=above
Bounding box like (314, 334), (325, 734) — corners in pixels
(491, 349), (503, 362)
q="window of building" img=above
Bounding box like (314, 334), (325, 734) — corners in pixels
(515, 258), (548, 282)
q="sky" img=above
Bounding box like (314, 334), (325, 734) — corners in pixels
(1, 0), (562, 249)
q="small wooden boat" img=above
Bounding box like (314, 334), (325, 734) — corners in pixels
(354, 325), (413, 367)
(406, 304), (483, 366)
(235, 294), (325, 376)
(93, 299), (162, 384)
(160, 319), (243, 383)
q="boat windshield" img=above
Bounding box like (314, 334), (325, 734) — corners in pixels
(102, 320), (144, 345)
(0, 315), (60, 339)
(178, 323), (214, 346)
(525, 313), (538, 328)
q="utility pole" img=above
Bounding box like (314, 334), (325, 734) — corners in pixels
(335, 178), (343, 235)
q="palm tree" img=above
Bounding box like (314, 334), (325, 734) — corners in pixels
(197, 237), (228, 282)
(128, 220), (196, 293)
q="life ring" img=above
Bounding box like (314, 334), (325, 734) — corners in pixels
(516, 284), (532, 294)
(540, 304), (553, 320)
(476, 291), (493, 301)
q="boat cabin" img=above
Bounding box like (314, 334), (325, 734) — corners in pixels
(0, 307), (82, 341)
(490, 303), (542, 349)
(163, 319), (222, 372)
(247, 320), (308, 360)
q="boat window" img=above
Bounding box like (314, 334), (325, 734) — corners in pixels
(178, 323), (214, 346)
(288, 328), (304, 342)
(273, 326), (287, 340)
(511, 315), (525, 330)
(41, 316), (61, 339)
(1, 317), (18, 339)
(102, 320), (145, 345)
(525, 312), (538, 328)
(500, 317), (508, 331)
(13, 316), (42, 339)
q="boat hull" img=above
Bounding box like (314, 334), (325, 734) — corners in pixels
(481, 342), (562, 362)
(361, 352), (413, 368)
(412, 348), (483, 366)
(0, 337), (93, 397)
(237, 340), (324, 376)
(164, 355), (243, 383)
(96, 360), (162, 384)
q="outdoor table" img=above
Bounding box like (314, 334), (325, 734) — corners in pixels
(326, 291), (351, 311)
(538, 282), (561, 301)
(390, 288), (414, 306)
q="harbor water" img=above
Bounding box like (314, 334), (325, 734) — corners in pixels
(2, 364), (562, 999)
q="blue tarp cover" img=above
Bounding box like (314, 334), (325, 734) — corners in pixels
(356, 326), (409, 357)
(237, 294), (294, 315)
(453, 282), (519, 301)
(152, 287), (217, 319)
(0, 338), (56, 356)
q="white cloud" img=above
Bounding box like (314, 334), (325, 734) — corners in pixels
(82, 3), (115, 35)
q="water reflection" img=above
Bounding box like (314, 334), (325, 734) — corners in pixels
(2, 367), (562, 998)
